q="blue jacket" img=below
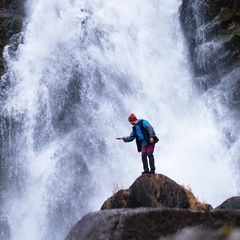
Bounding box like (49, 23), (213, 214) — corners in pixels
(123, 119), (157, 147)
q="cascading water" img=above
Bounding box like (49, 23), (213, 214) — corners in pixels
(0, 0), (238, 239)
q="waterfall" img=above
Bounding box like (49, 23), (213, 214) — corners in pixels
(0, 0), (237, 239)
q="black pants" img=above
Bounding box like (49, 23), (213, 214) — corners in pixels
(141, 144), (155, 171)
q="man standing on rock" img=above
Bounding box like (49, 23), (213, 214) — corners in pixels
(116, 113), (159, 174)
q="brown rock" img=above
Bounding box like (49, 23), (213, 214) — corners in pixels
(101, 174), (211, 211)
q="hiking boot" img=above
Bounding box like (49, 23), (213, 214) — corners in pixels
(142, 169), (149, 174)
(149, 168), (155, 174)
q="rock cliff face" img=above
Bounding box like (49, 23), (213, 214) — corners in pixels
(65, 174), (240, 240)
(180, 0), (240, 105)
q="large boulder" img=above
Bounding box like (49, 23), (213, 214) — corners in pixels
(65, 208), (240, 240)
(101, 174), (211, 211)
(65, 173), (240, 240)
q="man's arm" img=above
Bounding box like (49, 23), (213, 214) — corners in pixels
(116, 137), (123, 140)
(116, 130), (136, 142)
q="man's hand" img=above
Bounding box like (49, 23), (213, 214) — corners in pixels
(150, 137), (154, 144)
(116, 137), (123, 140)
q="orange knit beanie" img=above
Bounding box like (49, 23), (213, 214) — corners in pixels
(128, 113), (137, 122)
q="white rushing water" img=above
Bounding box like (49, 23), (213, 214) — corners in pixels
(1, 0), (238, 239)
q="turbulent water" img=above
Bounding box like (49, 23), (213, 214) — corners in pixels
(0, 0), (238, 239)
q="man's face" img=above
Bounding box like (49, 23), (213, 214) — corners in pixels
(130, 120), (137, 125)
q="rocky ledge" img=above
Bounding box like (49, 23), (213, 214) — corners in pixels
(65, 174), (240, 240)
(65, 208), (240, 240)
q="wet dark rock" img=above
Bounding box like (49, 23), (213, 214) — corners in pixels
(65, 208), (240, 240)
(0, 0), (25, 75)
(161, 226), (240, 240)
(215, 196), (240, 210)
(180, 0), (240, 95)
(222, 35), (240, 64)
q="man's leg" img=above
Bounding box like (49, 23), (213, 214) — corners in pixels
(148, 154), (155, 172)
(141, 146), (149, 174)
(147, 144), (155, 173)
